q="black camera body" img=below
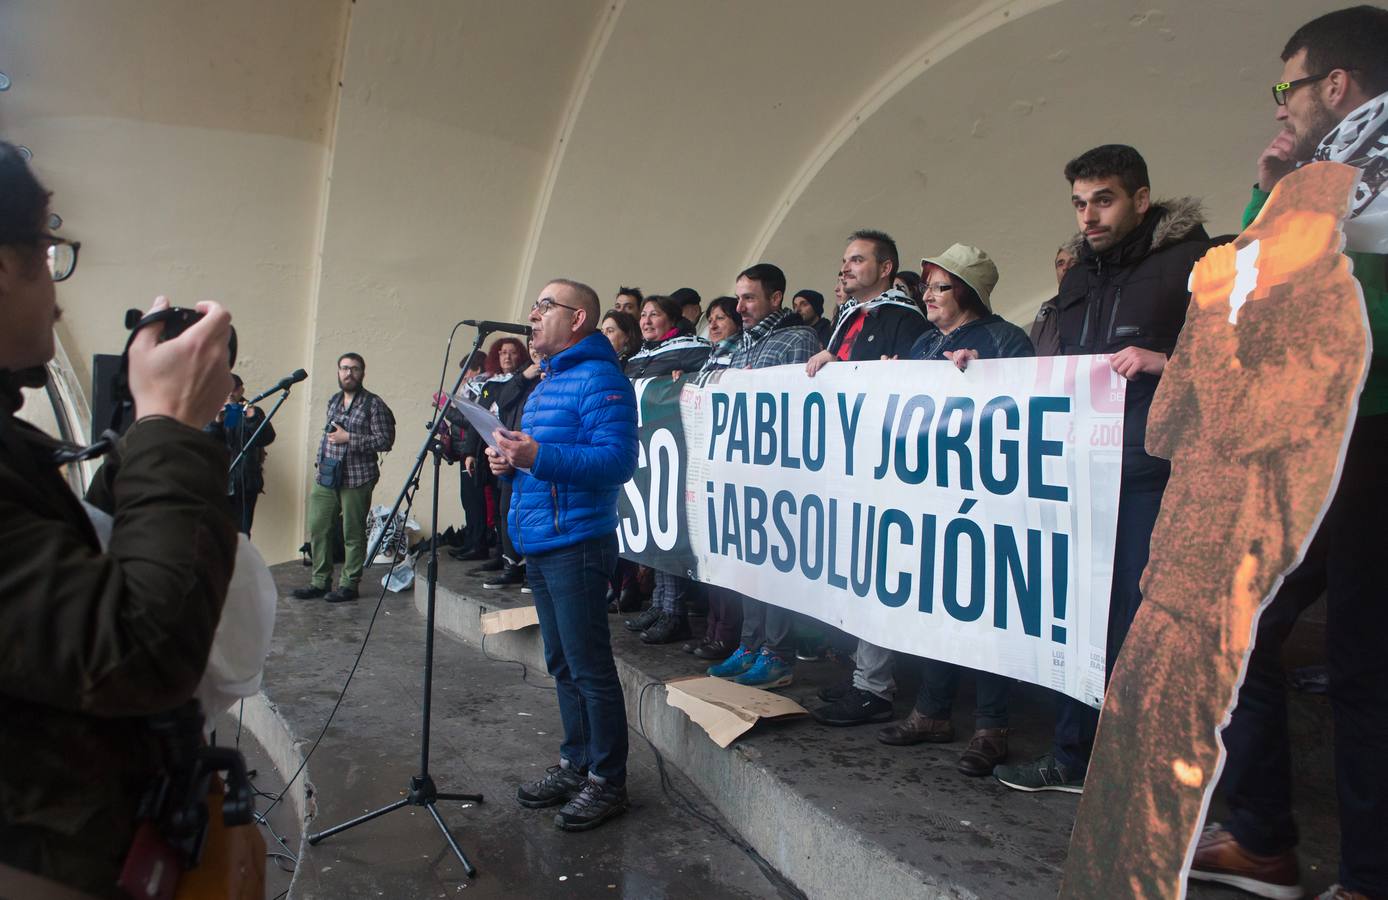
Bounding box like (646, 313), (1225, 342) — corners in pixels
(123, 306), (238, 367)
(105, 307), (238, 436)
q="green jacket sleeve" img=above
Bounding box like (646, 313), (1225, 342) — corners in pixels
(0, 417), (237, 717)
(1244, 184), (1388, 415)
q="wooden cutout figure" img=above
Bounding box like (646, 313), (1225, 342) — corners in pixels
(1060, 162), (1370, 899)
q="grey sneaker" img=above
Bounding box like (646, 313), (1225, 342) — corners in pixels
(993, 753), (1084, 794)
(554, 778), (629, 831)
(516, 764), (586, 809)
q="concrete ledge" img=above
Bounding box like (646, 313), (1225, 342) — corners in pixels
(234, 691), (315, 897)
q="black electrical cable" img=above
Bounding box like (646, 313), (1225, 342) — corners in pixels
(257, 484), (421, 823)
(479, 632), (555, 692)
(634, 681), (807, 900)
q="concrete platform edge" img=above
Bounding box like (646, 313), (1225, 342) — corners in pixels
(235, 691), (314, 897)
(415, 582), (968, 900)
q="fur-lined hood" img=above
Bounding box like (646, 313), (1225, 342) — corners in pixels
(1062, 196), (1206, 261)
(1149, 196), (1207, 252)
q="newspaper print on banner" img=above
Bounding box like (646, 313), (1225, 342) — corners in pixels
(618, 355), (1125, 707)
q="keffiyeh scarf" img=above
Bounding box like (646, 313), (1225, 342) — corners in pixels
(1309, 89), (1388, 253)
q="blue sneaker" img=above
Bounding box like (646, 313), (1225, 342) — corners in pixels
(734, 648), (794, 689)
(707, 646), (756, 679)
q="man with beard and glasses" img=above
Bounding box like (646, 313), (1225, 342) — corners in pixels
(293, 352), (396, 603)
(1190, 8), (1388, 900)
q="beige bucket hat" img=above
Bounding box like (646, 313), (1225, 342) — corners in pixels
(920, 243), (999, 311)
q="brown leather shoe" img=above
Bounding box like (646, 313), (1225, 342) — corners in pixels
(957, 727), (1008, 776)
(877, 709), (953, 746)
(1316, 887), (1371, 900)
(1188, 826), (1301, 900)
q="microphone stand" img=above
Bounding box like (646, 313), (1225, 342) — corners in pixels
(227, 387), (294, 533)
(306, 326), (491, 877)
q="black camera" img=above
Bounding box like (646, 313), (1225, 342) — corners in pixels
(123, 306), (238, 367)
(325, 417), (347, 434)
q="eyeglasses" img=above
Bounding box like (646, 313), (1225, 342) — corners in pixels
(531, 296), (581, 315)
(338, 364), (363, 373)
(34, 235), (80, 282)
(922, 282), (954, 296)
(1271, 70), (1351, 105)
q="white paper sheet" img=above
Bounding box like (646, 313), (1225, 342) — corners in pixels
(450, 395), (532, 474)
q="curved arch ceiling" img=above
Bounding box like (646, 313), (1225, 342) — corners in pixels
(509, 0), (1342, 323)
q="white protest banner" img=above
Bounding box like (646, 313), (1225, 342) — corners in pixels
(618, 355), (1125, 706)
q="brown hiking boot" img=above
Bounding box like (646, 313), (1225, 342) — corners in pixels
(1188, 825), (1301, 900)
(877, 709), (953, 746)
(957, 727), (1008, 776)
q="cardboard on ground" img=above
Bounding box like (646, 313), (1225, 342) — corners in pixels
(480, 605), (540, 635)
(664, 675), (807, 748)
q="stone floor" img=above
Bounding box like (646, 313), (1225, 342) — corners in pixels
(255, 561), (787, 899)
(248, 554), (1342, 898)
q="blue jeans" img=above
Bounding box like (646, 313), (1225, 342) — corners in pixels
(916, 659), (1010, 728)
(1220, 415), (1388, 896)
(1054, 452), (1168, 773)
(527, 533), (628, 784)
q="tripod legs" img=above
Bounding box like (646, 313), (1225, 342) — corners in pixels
(306, 774), (484, 876)
(306, 797), (410, 844)
(426, 803), (477, 877)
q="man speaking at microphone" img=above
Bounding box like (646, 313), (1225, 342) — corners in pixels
(486, 279), (638, 831)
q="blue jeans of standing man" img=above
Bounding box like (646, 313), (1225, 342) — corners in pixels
(1054, 452), (1169, 774)
(527, 533), (628, 784)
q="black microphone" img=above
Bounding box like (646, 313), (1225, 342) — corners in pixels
(461, 319), (532, 336)
(247, 368), (308, 404)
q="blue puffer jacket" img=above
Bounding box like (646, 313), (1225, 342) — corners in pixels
(508, 332), (638, 555)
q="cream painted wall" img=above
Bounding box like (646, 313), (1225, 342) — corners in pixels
(306, 0), (610, 550)
(6, 0), (1350, 565)
(759, 0), (1344, 324)
(0, 0), (350, 564)
(519, 0), (1347, 323)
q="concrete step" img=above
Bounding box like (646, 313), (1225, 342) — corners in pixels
(423, 556), (1077, 900)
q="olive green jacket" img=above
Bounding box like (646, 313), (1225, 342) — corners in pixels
(0, 371), (236, 898)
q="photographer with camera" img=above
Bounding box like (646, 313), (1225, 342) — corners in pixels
(206, 373), (276, 535)
(293, 352), (395, 603)
(0, 142), (243, 897)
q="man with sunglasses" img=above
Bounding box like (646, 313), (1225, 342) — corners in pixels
(488, 279), (638, 831)
(1190, 8), (1388, 900)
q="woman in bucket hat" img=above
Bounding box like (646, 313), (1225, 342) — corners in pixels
(877, 243), (1034, 776)
(908, 242), (1033, 364)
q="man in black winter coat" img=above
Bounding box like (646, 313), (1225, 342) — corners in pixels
(994, 143), (1213, 795)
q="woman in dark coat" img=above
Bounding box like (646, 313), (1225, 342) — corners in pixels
(620, 296), (710, 643)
